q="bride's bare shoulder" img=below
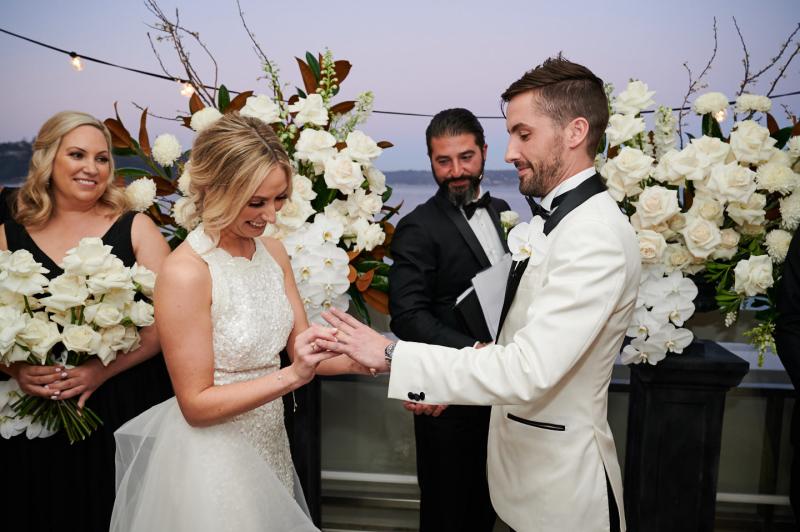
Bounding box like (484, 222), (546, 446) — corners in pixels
(157, 240), (210, 289)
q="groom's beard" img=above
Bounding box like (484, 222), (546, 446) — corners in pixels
(434, 160), (486, 208)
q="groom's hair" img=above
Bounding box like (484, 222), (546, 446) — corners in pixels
(425, 108), (486, 157)
(501, 54), (608, 158)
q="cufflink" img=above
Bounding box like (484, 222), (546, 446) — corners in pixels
(408, 392), (415, 400)
(419, 392), (425, 401)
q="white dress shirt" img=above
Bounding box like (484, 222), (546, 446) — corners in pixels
(461, 187), (506, 265)
(540, 166), (597, 212)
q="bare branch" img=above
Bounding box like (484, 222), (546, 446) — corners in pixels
(733, 17), (750, 97)
(236, 0), (268, 64)
(132, 102), (183, 122)
(146, 32), (176, 80)
(750, 23), (800, 83)
(678, 18), (718, 148)
(766, 41), (800, 97)
(236, 0), (284, 103)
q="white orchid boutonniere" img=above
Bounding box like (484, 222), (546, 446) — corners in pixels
(507, 217), (549, 265)
(500, 210), (520, 238)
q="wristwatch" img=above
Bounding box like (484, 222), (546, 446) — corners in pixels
(384, 341), (396, 369)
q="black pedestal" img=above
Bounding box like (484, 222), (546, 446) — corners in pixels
(624, 340), (749, 532)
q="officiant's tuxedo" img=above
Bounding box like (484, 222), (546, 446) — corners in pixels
(388, 186), (509, 531)
(388, 173), (640, 531)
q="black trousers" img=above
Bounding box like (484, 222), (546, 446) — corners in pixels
(414, 405), (496, 532)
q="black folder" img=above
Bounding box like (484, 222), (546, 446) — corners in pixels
(453, 288), (493, 343)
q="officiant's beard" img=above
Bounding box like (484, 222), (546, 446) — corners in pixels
(434, 161), (486, 208)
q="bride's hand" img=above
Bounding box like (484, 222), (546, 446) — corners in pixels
(290, 324), (340, 384)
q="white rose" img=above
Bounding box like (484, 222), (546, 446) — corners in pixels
(691, 136), (733, 170)
(323, 200), (351, 228)
(61, 324), (102, 354)
(240, 94), (281, 124)
(151, 134), (182, 167)
(39, 274), (89, 312)
(345, 189), (383, 220)
(704, 162), (756, 205)
(788, 136), (800, 160)
(125, 178), (157, 212)
(730, 120), (777, 165)
(734, 94), (771, 114)
(177, 163), (192, 195)
(680, 216), (722, 259)
(727, 192), (766, 227)
(663, 243), (693, 272)
(189, 107), (223, 132)
(350, 218), (386, 252)
(600, 147), (653, 201)
(125, 300), (155, 327)
(711, 228), (741, 260)
(61, 237), (114, 276)
(765, 229), (792, 263)
(733, 254), (774, 296)
(130, 264), (156, 297)
(634, 186), (680, 227)
(324, 154), (365, 194)
(114, 326), (141, 354)
(96, 325), (125, 365)
(693, 92), (729, 115)
(364, 165), (387, 195)
(294, 129), (337, 175)
(288, 93), (328, 127)
(17, 315), (60, 361)
(780, 192), (800, 230)
(638, 230), (667, 264)
(84, 302), (123, 327)
(0, 249), (49, 296)
(342, 131), (382, 163)
(0, 307), (27, 356)
(687, 194), (724, 226)
(276, 196), (315, 229)
(86, 258), (134, 295)
(767, 147), (792, 168)
(606, 114), (646, 147)
(172, 197), (199, 231)
(291, 174), (317, 202)
(756, 162), (800, 194)
(652, 149), (684, 186)
(613, 80), (656, 115)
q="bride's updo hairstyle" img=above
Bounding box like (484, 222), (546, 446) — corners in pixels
(185, 112), (292, 238)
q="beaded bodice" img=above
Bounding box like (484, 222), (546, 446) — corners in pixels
(186, 225), (295, 491)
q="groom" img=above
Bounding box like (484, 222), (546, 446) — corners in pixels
(312, 55), (640, 532)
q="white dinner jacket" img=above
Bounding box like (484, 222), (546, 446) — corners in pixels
(388, 190), (640, 531)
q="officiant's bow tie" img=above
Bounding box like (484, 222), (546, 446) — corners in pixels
(463, 192), (492, 219)
(525, 193), (567, 220)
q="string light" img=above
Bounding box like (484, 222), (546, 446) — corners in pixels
(69, 52), (83, 72)
(714, 109), (728, 123)
(179, 82), (195, 97)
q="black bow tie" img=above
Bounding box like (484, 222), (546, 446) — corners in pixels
(463, 192), (492, 219)
(525, 193), (567, 220)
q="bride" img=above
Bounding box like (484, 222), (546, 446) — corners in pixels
(111, 113), (362, 531)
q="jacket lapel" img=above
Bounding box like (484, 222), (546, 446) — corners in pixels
(434, 190), (491, 269)
(486, 201), (510, 253)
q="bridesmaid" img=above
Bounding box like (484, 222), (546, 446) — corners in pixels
(0, 111), (173, 532)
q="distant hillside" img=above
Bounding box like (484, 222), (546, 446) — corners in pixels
(0, 139), (519, 186)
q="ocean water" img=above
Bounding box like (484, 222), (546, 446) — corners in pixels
(387, 182), (530, 222)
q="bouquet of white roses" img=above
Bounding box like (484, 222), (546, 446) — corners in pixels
(600, 80), (799, 365)
(0, 238), (155, 443)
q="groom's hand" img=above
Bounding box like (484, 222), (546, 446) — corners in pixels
(318, 308), (391, 372)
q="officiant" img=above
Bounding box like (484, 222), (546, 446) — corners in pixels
(387, 108), (510, 532)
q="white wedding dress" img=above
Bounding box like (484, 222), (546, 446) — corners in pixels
(110, 225), (318, 531)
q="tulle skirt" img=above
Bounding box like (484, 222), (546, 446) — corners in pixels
(111, 398), (318, 532)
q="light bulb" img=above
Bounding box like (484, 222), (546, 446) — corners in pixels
(180, 82), (195, 98)
(70, 55), (83, 72)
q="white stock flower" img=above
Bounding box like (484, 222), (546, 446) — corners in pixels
(765, 229), (792, 263)
(680, 216), (722, 259)
(638, 230), (667, 264)
(342, 131), (383, 163)
(61, 324), (102, 354)
(734, 254), (774, 296)
(780, 193), (800, 230)
(653, 106), (677, 158)
(613, 80), (656, 115)
(788, 136), (800, 160)
(39, 274), (89, 312)
(130, 264), (156, 297)
(622, 336), (668, 365)
(693, 92), (729, 115)
(151, 134), (182, 167)
(125, 300), (155, 327)
(600, 147), (653, 201)
(240, 94), (281, 124)
(177, 163), (192, 195)
(125, 178), (157, 212)
(294, 129), (337, 175)
(730, 120), (777, 165)
(189, 107), (223, 132)
(705, 162), (756, 205)
(735, 94), (771, 114)
(711, 228), (741, 260)
(172, 197), (199, 231)
(350, 218), (386, 252)
(606, 114), (646, 147)
(291, 174), (317, 202)
(364, 165), (387, 195)
(756, 163), (800, 194)
(324, 154), (365, 194)
(652, 150), (684, 185)
(634, 186), (680, 227)
(0, 249), (49, 295)
(727, 193), (766, 228)
(288, 93), (329, 127)
(276, 196), (315, 229)
(663, 243), (693, 272)
(687, 194), (724, 226)
(346, 189), (383, 220)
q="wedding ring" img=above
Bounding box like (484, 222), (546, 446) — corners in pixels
(310, 342), (318, 352)
(369, 368), (378, 378)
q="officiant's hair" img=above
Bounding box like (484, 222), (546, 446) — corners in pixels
(425, 108), (486, 156)
(501, 54), (608, 158)
(15, 111), (126, 227)
(184, 112), (292, 237)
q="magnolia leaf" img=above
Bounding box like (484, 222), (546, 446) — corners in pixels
(116, 167), (152, 178)
(226, 90), (254, 113)
(334, 60), (352, 86)
(152, 176), (176, 196)
(347, 265), (358, 283)
(701, 114), (724, 140)
(329, 101), (356, 116)
(287, 94), (300, 107)
(217, 84), (231, 112)
(377, 141), (394, 149)
(104, 119), (134, 150)
(792, 121), (800, 136)
(355, 268), (376, 292)
(180, 116), (192, 129)
(766, 113), (779, 135)
(363, 287), (389, 314)
(296, 57), (318, 95)
(138, 108), (151, 158)
(347, 249), (361, 261)
(189, 92), (204, 114)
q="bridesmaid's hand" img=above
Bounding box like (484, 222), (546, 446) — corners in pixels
(50, 358), (110, 409)
(10, 363), (68, 399)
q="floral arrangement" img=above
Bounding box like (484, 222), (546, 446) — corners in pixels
(105, 50), (397, 324)
(599, 79), (799, 365)
(0, 239), (155, 442)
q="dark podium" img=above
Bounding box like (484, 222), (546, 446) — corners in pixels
(624, 340), (749, 531)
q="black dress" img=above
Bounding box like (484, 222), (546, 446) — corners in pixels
(0, 187), (17, 225)
(0, 211), (173, 532)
